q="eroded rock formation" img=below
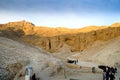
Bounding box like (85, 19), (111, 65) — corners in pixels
(0, 20), (120, 52)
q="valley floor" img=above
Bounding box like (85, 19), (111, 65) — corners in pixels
(52, 68), (120, 80)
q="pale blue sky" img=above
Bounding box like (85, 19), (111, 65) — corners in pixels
(0, 0), (120, 28)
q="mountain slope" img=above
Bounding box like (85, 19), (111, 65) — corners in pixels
(73, 36), (120, 66)
(0, 37), (63, 80)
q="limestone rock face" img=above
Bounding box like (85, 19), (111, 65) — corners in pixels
(0, 21), (120, 52)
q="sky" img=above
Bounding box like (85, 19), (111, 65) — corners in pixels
(0, 0), (120, 28)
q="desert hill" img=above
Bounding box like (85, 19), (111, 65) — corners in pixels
(0, 20), (120, 52)
(0, 20), (109, 36)
(0, 37), (63, 80)
(68, 36), (120, 66)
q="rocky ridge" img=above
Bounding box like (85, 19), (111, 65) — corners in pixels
(0, 20), (120, 52)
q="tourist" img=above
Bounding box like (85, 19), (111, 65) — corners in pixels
(115, 67), (117, 73)
(110, 67), (115, 75)
(25, 66), (33, 80)
(31, 73), (37, 80)
(105, 67), (109, 80)
(109, 72), (115, 80)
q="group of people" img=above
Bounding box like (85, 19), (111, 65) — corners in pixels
(67, 58), (78, 64)
(99, 65), (117, 80)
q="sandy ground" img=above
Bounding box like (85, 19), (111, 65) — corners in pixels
(50, 68), (120, 80)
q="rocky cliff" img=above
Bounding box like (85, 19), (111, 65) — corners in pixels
(0, 20), (120, 52)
